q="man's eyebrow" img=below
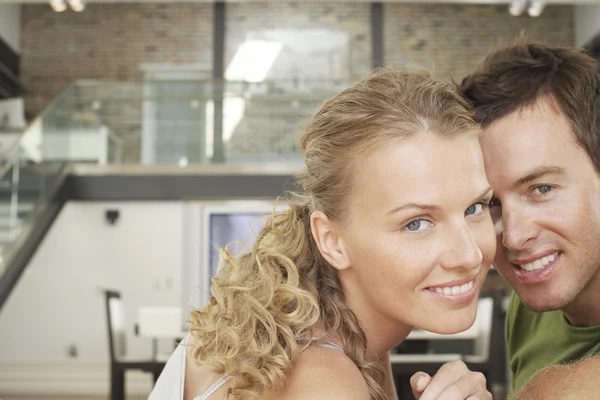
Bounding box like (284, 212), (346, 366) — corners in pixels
(513, 166), (565, 188)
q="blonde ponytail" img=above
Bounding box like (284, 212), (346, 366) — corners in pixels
(190, 199), (319, 399)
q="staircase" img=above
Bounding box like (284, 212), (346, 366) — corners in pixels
(0, 203), (34, 252)
(0, 163), (46, 253)
(0, 80), (118, 309)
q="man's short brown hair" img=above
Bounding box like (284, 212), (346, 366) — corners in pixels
(459, 38), (600, 172)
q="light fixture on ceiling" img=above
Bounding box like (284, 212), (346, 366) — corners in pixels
(508, 0), (527, 16)
(528, 0), (546, 17)
(49, 0), (67, 12)
(68, 0), (85, 12)
(509, 0), (547, 17)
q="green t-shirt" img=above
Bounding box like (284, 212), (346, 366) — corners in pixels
(506, 291), (600, 395)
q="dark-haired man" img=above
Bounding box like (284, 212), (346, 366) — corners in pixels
(460, 40), (600, 398)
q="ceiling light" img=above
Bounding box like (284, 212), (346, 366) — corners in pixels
(68, 0), (85, 12)
(508, 0), (527, 16)
(528, 0), (546, 17)
(49, 0), (67, 12)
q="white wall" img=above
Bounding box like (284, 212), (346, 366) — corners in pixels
(0, 4), (21, 53)
(576, 4), (600, 47)
(0, 199), (277, 396)
(0, 201), (185, 395)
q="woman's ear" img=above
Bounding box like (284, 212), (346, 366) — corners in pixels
(310, 211), (350, 270)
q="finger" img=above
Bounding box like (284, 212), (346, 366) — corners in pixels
(466, 389), (494, 400)
(433, 371), (487, 400)
(418, 360), (467, 400)
(410, 372), (432, 399)
(466, 394), (493, 400)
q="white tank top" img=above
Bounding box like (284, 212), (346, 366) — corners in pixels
(148, 336), (344, 400)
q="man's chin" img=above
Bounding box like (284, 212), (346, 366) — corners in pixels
(518, 291), (571, 313)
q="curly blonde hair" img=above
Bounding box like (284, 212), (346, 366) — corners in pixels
(190, 68), (479, 399)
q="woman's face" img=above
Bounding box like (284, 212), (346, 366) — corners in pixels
(338, 132), (495, 335)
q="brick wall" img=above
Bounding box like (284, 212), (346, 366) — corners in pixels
(224, 2), (371, 160)
(20, 2), (574, 163)
(384, 4), (574, 81)
(21, 3), (213, 114)
(226, 2), (372, 83)
(224, 3), (574, 160)
(21, 3), (213, 161)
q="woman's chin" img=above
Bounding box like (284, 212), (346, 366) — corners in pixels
(417, 313), (477, 335)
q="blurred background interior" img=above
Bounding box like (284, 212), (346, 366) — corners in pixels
(0, 0), (597, 399)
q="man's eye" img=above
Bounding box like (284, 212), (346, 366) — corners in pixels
(488, 198), (501, 208)
(535, 185), (553, 195)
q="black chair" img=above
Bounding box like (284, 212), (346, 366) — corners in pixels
(104, 290), (167, 400)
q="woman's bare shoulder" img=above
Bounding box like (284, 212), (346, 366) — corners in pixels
(265, 345), (370, 400)
(183, 334), (224, 400)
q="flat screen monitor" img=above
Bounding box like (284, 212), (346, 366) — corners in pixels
(191, 200), (288, 309)
(208, 212), (271, 279)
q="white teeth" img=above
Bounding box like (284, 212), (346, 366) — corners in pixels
(433, 280), (474, 297)
(541, 253), (557, 265)
(518, 252), (559, 271)
(525, 263), (534, 271)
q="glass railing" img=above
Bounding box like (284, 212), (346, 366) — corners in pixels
(221, 80), (342, 163)
(0, 82), (78, 279)
(3, 79), (348, 168)
(63, 79), (345, 165)
(0, 77), (348, 282)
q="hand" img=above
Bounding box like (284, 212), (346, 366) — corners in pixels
(410, 360), (492, 400)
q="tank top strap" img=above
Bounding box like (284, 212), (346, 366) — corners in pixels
(315, 341), (344, 353)
(310, 336), (344, 353)
(194, 374), (232, 400)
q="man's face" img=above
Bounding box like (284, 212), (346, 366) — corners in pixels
(480, 97), (600, 312)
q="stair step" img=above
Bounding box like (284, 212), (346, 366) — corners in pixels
(0, 229), (18, 242)
(0, 203), (35, 215)
(0, 216), (23, 227)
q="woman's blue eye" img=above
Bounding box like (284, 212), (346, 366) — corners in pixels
(405, 219), (428, 232)
(465, 202), (486, 216)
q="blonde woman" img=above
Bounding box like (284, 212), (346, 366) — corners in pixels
(150, 68), (495, 400)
